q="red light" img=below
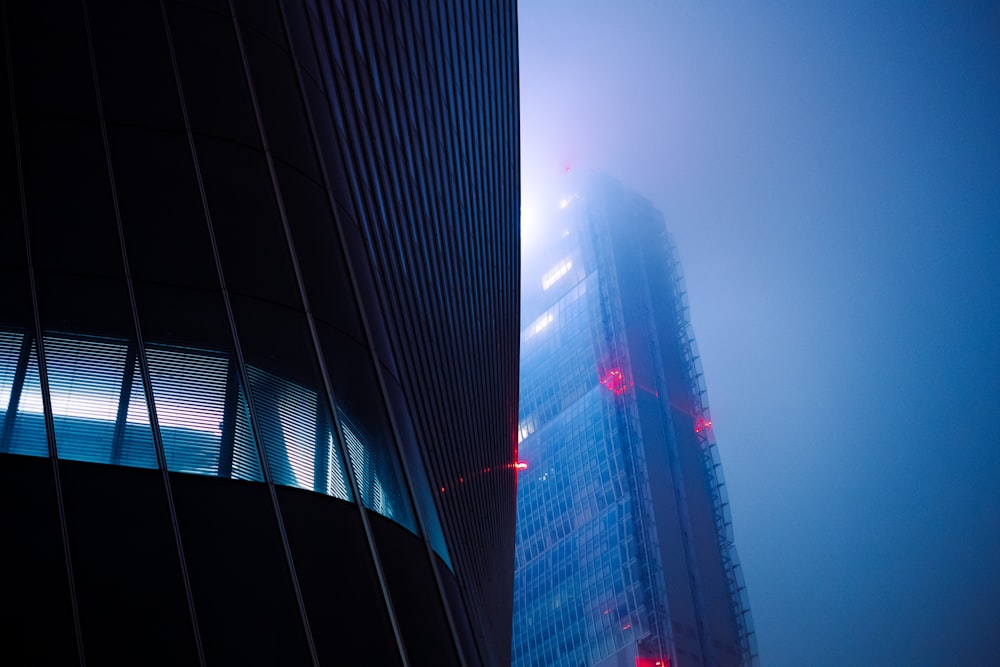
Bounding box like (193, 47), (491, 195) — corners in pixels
(514, 461), (528, 470)
(440, 487), (445, 493)
(600, 368), (627, 395)
(694, 418), (713, 433)
(636, 658), (670, 667)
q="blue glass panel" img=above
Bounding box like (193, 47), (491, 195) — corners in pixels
(146, 346), (263, 481)
(44, 334), (157, 469)
(247, 366), (350, 500)
(340, 410), (415, 531)
(229, 378), (262, 483)
(0, 331), (48, 457)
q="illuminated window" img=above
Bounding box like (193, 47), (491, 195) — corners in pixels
(44, 334), (157, 468)
(541, 258), (573, 290)
(340, 411), (414, 529)
(528, 313), (554, 337)
(146, 346), (263, 481)
(0, 331), (47, 457)
(517, 414), (538, 443)
(248, 366), (350, 500)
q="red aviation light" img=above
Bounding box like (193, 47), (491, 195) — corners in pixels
(600, 368), (628, 395)
(514, 461), (528, 471)
(636, 658), (670, 667)
(694, 418), (713, 434)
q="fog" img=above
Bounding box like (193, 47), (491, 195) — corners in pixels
(518, 1), (1000, 664)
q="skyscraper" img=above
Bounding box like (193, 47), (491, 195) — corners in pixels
(513, 172), (756, 667)
(0, 2), (518, 665)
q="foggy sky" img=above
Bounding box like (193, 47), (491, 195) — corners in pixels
(517, 1), (1000, 665)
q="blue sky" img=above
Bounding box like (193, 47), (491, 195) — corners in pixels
(518, 1), (1000, 664)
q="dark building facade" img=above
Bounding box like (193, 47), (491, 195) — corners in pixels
(513, 173), (756, 667)
(0, 1), (519, 665)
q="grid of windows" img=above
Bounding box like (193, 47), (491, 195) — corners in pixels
(514, 269), (658, 667)
(514, 174), (756, 667)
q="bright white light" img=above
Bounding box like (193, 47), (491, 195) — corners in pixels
(558, 194), (578, 209)
(520, 201), (541, 254)
(532, 313), (554, 334)
(542, 259), (573, 290)
(49, 389), (119, 423)
(520, 202), (539, 238)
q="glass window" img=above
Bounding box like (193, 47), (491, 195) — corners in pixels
(146, 345), (263, 481)
(0, 330), (47, 457)
(247, 365), (350, 500)
(339, 411), (402, 521)
(44, 333), (156, 468)
(319, 323), (416, 532)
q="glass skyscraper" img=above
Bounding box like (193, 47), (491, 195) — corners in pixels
(0, 1), (518, 665)
(513, 173), (756, 667)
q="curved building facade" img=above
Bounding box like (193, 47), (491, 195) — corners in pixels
(0, 1), (519, 665)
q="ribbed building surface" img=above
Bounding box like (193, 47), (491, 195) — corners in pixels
(0, 1), (518, 665)
(513, 173), (756, 667)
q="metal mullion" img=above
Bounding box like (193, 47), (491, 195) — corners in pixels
(0, 330), (32, 450)
(3, 4), (86, 662)
(109, 342), (137, 466)
(216, 357), (240, 479)
(79, 3), (206, 664)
